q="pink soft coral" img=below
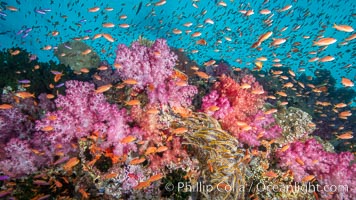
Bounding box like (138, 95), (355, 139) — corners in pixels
(36, 80), (139, 156)
(115, 39), (177, 89)
(0, 138), (40, 177)
(201, 74), (280, 146)
(236, 111), (281, 146)
(276, 138), (356, 200)
(147, 79), (198, 108)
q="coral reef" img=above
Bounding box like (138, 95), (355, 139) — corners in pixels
(0, 38), (354, 200)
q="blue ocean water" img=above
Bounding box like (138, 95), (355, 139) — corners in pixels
(0, 0), (355, 86)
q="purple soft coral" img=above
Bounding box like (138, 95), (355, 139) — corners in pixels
(0, 139), (40, 177)
(237, 111), (281, 146)
(36, 80), (140, 156)
(277, 138), (356, 200)
(115, 39), (177, 89)
(147, 79), (197, 108)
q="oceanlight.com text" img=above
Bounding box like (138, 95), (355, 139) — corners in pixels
(165, 181), (348, 195)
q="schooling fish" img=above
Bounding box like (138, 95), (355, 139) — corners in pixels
(136, 2), (142, 15)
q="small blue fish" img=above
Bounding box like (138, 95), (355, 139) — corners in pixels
(21, 33), (29, 38)
(16, 29), (23, 35)
(79, 19), (87, 23)
(0, 11), (6, 17)
(0, 175), (10, 181)
(24, 28), (32, 33)
(64, 44), (72, 49)
(55, 83), (64, 88)
(34, 9), (46, 14)
(18, 79), (31, 84)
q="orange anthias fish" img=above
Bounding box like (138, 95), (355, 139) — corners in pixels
(264, 170), (278, 178)
(302, 175), (315, 183)
(204, 59), (216, 67)
(129, 157), (146, 165)
(336, 132), (353, 140)
(280, 145), (290, 152)
(156, 146), (168, 153)
(172, 106), (192, 118)
(254, 61), (263, 71)
(80, 68), (90, 73)
(41, 126), (54, 132)
(126, 99), (141, 106)
(103, 172), (119, 180)
(333, 23), (354, 32)
(147, 173), (164, 182)
(0, 104), (13, 109)
(147, 108), (160, 114)
(341, 78), (354, 87)
(133, 181), (151, 190)
(208, 105), (220, 112)
(15, 91), (35, 99)
(120, 135), (137, 144)
(251, 88), (265, 95)
(88, 6), (100, 12)
(276, 91), (288, 97)
(54, 74), (63, 82)
(240, 83), (252, 89)
(102, 33), (115, 42)
(172, 127), (188, 134)
(171, 69), (188, 81)
(339, 110), (352, 119)
(295, 157), (305, 166)
(264, 108), (278, 115)
(313, 38), (337, 46)
(123, 78), (138, 85)
(95, 84), (112, 93)
(81, 49), (92, 55)
(63, 157), (80, 171)
(194, 71), (210, 79)
(334, 103), (347, 108)
(145, 147), (157, 155)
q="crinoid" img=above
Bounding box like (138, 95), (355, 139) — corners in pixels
(180, 112), (247, 200)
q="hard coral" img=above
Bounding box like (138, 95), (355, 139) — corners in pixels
(115, 39), (177, 89)
(274, 106), (315, 144)
(277, 138), (356, 200)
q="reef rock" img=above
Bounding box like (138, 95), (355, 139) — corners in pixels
(54, 40), (100, 71)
